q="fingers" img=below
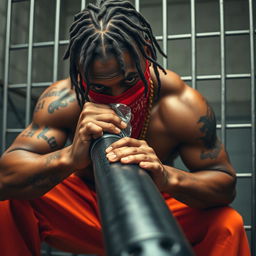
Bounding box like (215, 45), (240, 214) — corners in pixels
(106, 137), (148, 153)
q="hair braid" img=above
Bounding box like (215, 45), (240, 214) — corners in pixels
(64, 0), (167, 107)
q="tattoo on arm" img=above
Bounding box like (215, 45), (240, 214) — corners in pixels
(21, 123), (40, 138)
(48, 90), (76, 114)
(197, 102), (221, 160)
(37, 127), (58, 150)
(45, 151), (61, 166)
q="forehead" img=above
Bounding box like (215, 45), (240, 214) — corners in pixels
(89, 51), (138, 78)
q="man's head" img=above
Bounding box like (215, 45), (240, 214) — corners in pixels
(64, 0), (166, 107)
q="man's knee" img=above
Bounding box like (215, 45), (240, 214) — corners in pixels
(211, 207), (244, 236)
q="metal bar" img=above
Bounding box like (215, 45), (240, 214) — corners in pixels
(10, 29), (255, 50)
(53, 0), (60, 82)
(135, 0), (140, 12)
(244, 225), (252, 230)
(162, 0), (167, 69)
(81, 0), (86, 10)
(216, 123), (252, 129)
(1, 0), (12, 153)
(154, 29), (254, 41)
(8, 82), (52, 89)
(6, 129), (23, 133)
(236, 173), (253, 178)
(249, 0), (256, 254)
(181, 73), (251, 81)
(190, 0), (196, 89)
(25, 0), (35, 126)
(219, 0), (226, 145)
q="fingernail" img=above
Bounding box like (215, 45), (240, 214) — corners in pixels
(107, 153), (116, 160)
(106, 146), (112, 153)
(122, 156), (129, 161)
(121, 121), (127, 128)
(115, 127), (121, 133)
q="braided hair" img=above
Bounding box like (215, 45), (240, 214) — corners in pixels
(64, 0), (167, 107)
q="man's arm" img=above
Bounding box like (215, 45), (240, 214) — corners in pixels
(157, 77), (236, 208)
(0, 80), (127, 201)
(105, 71), (236, 209)
(0, 82), (79, 200)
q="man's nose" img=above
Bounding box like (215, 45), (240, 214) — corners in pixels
(111, 86), (126, 96)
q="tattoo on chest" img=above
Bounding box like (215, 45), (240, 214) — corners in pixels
(197, 103), (221, 159)
(21, 123), (39, 137)
(37, 127), (58, 150)
(48, 91), (76, 114)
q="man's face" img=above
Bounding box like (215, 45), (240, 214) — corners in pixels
(80, 50), (147, 96)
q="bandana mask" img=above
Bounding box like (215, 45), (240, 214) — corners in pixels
(82, 62), (151, 138)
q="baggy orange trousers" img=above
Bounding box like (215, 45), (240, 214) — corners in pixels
(0, 174), (251, 256)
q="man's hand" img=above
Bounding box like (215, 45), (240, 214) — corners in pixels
(106, 137), (171, 192)
(68, 102), (127, 170)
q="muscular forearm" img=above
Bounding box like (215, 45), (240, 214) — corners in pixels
(0, 146), (78, 200)
(163, 165), (236, 209)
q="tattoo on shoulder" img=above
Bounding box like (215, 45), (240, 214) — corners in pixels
(197, 102), (221, 159)
(48, 90), (76, 114)
(197, 102), (217, 148)
(37, 127), (58, 150)
(21, 123), (40, 138)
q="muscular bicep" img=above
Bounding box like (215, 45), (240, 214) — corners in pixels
(4, 81), (79, 155)
(5, 122), (68, 155)
(177, 101), (235, 177)
(178, 138), (235, 177)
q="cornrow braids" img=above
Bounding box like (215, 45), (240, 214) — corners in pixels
(63, 0), (167, 108)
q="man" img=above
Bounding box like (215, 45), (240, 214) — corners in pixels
(0, 0), (250, 255)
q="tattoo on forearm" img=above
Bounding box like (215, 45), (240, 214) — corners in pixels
(45, 151), (61, 166)
(26, 171), (63, 190)
(48, 92), (76, 114)
(37, 127), (58, 150)
(21, 123), (39, 137)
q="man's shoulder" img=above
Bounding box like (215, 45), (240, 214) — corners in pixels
(32, 78), (81, 130)
(152, 69), (211, 142)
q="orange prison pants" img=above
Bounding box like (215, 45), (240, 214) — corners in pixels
(0, 174), (250, 256)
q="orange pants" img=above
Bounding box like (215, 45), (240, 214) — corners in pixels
(0, 174), (250, 256)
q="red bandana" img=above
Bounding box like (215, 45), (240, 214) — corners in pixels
(82, 63), (151, 138)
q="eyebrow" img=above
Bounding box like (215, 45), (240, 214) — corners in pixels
(90, 72), (139, 86)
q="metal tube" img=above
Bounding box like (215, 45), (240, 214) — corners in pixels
(25, 0), (35, 126)
(190, 0), (196, 89)
(219, 0), (226, 145)
(162, 0), (167, 69)
(249, 0), (255, 254)
(90, 134), (194, 256)
(53, 0), (60, 82)
(1, 0), (12, 153)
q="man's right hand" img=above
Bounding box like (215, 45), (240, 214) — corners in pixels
(68, 102), (127, 170)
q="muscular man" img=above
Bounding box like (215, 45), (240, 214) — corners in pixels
(0, 1), (250, 255)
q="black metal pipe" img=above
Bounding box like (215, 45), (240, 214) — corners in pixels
(90, 133), (194, 256)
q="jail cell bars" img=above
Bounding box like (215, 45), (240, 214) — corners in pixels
(1, 0), (255, 255)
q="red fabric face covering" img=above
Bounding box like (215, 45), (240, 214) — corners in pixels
(82, 62), (151, 138)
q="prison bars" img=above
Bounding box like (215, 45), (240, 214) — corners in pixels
(1, 0), (255, 255)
